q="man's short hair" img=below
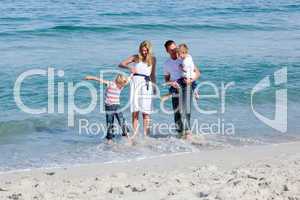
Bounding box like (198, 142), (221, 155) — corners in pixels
(164, 40), (175, 50)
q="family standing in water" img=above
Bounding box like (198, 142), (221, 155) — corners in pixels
(85, 40), (200, 144)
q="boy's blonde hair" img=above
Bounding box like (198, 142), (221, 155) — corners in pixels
(115, 74), (129, 86)
(178, 43), (189, 54)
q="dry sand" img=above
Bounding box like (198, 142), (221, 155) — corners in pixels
(0, 141), (299, 200)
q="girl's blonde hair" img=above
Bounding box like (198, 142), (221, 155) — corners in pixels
(137, 40), (153, 67)
(178, 43), (189, 54)
(115, 74), (129, 86)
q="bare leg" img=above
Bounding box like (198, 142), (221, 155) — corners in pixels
(160, 93), (172, 101)
(131, 112), (139, 139)
(142, 113), (151, 136)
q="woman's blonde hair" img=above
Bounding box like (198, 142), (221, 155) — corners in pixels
(115, 74), (129, 86)
(137, 40), (153, 67)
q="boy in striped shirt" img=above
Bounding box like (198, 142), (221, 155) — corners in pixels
(85, 74), (130, 144)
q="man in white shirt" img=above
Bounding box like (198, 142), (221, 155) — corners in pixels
(163, 40), (200, 139)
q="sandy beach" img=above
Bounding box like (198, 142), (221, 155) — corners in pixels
(0, 141), (299, 200)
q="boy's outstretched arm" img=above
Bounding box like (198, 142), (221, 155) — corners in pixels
(162, 81), (174, 86)
(84, 76), (109, 85)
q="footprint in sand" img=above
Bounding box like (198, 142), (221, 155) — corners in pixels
(45, 172), (55, 176)
(67, 192), (80, 199)
(0, 187), (8, 192)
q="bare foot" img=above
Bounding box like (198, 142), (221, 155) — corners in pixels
(130, 132), (138, 140)
(128, 137), (138, 146)
(180, 131), (193, 140)
(184, 133), (206, 146)
(127, 138), (134, 146)
(186, 133), (193, 141)
(106, 139), (113, 145)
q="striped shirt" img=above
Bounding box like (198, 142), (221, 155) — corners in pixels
(105, 81), (122, 105)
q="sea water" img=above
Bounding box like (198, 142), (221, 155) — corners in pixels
(0, 0), (300, 172)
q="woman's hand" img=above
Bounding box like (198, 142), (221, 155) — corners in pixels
(119, 55), (136, 70)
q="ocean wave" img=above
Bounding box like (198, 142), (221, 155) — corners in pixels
(0, 17), (32, 21)
(284, 3), (300, 10)
(208, 5), (300, 14)
(0, 116), (66, 137)
(0, 23), (287, 37)
(97, 11), (145, 17)
(48, 25), (119, 32)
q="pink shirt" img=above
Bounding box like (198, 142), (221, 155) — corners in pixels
(105, 82), (122, 105)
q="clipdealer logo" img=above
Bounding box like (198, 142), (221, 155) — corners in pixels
(12, 67), (288, 135)
(251, 67), (287, 133)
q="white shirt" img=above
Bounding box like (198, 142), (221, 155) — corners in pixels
(163, 58), (183, 81)
(181, 54), (195, 79)
(134, 61), (152, 76)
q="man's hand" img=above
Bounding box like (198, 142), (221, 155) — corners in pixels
(164, 74), (179, 88)
(170, 81), (180, 89)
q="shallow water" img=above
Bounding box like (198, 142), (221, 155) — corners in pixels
(0, 0), (300, 171)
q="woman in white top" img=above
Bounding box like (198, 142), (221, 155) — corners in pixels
(119, 41), (156, 138)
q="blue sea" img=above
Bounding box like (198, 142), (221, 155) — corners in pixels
(0, 0), (300, 172)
